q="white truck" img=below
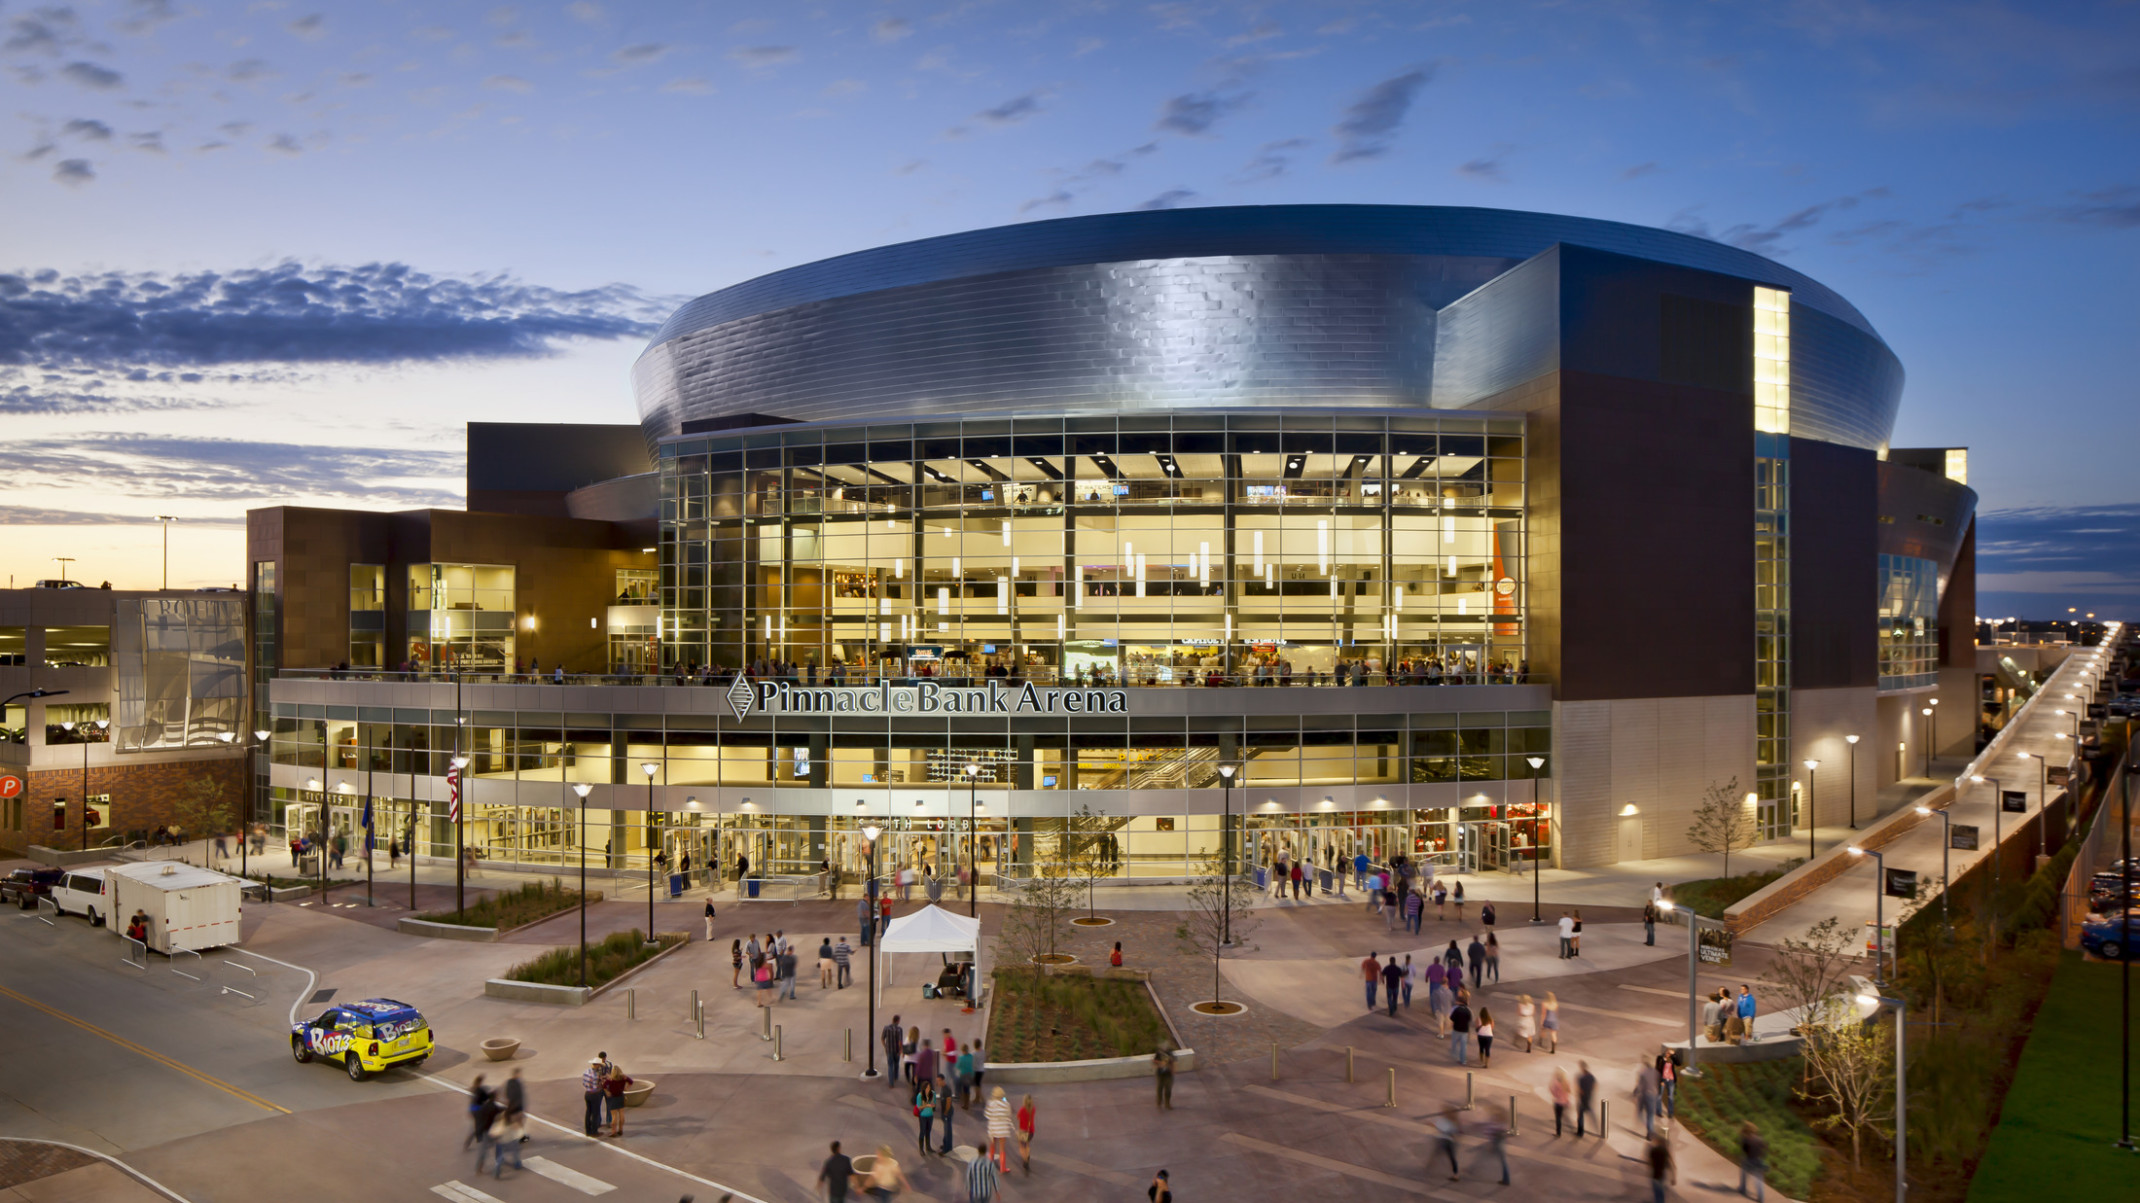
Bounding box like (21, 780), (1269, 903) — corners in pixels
(104, 861), (244, 953)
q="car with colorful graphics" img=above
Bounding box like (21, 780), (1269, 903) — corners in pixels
(290, 998), (433, 1080)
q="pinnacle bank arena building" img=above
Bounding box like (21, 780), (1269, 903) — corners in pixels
(250, 206), (1978, 883)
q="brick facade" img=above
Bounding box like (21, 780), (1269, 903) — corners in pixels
(2, 756), (248, 853)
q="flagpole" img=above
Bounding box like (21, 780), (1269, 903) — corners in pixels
(364, 725), (375, 908)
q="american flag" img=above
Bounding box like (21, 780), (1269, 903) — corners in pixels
(447, 766), (461, 821)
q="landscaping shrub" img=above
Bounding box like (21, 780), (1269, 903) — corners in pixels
(987, 968), (1172, 1063)
(1676, 1059), (1825, 1199)
(505, 928), (682, 987)
(418, 877), (588, 929)
(1670, 861), (1800, 918)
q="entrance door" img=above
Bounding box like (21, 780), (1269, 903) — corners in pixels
(1615, 814), (1644, 862)
(1447, 645), (1484, 685)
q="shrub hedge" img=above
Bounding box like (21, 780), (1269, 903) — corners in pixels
(418, 878), (588, 929)
(505, 928), (683, 988)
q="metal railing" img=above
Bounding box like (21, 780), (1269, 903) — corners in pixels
(219, 958), (257, 1000)
(171, 947), (203, 982)
(736, 875), (816, 903)
(121, 934), (147, 969)
(277, 664), (1540, 690)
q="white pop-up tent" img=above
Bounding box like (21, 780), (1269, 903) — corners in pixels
(875, 904), (983, 1007)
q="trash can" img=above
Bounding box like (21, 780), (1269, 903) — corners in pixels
(1253, 867), (1268, 890)
(668, 873), (685, 898)
(745, 878), (760, 899)
(1318, 868), (1334, 895)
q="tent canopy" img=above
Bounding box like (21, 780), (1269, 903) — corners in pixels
(878, 904), (980, 955)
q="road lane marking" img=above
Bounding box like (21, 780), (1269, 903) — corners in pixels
(1486, 991), (1680, 1028)
(1, 1137), (192, 1202)
(526, 1156), (616, 1195)
(1237, 1082), (1632, 1184)
(431, 1182), (506, 1203)
(1617, 984), (1690, 999)
(0, 983), (288, 1114)
(1218, 1131), (1449, 1197)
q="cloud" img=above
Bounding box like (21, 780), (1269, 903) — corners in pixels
(0, 506), (243, 527)
(611, 43), (670, 65)
(1330, 67), (1431, 163)
(118, 0), (180, 36)
(566, 2), (603, 24)
(894, 159), (927, 175)
(1224, 23), (1282, 48)
(1667, 190), (1890, 256)
(1623, 162), (1659, 180)
(1233, 137), (1307, 184)
(411, 25), (456, 43)
(129, 131), (164, 153)
(53, 158), (93, 186)
(62, 118), (113, 141)
(872, 17), (912, 43)
(5, 8), (80, 54)
(1156, 90), (1251, 136)
(267, 133), (303, 155)
(0, 435), (465, 508)
(227, 59), (275, 82)
(1019, 189), (1073, 214)
(977, 91), (1044, 125)
(287, 14), (326, 41)
(0, 262), (674, 375)
(822, 78), (865, 98)
(2048, 186), (2140, 229)
(1975, 503), (2140, 615)
(729, 45), (797, 68)
(60, 61), (124, 90)
(661, 76), (713, 95)
(484, 74), (533, 93)
(1073, 37), (1104, 57)
(1136, 189), (1196, 211)
(1456, 157), (1505, 183)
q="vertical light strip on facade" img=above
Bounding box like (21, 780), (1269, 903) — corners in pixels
(1752, 286), (1794, 839)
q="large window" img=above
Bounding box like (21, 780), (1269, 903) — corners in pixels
(1878, 554), (1939, 691)
(349, 564), (385, 668)
(658, 414), (1526, 685)
(113, 597), (245, 749)
(42, 626), (109, 668)
(406, 563), (515, 672)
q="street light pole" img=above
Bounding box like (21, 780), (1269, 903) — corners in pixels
(1526, 756), (1545, 923)
(861, 821), (882, 1081)
(642, 761), (659, 941)
(363, 725), (374, 908)
(1848, 846), (1888, 982)
(1921, 707), (1934, 777)
(573, 782), (593, 988)
(1803, 759), (1820, 863)
(449, 755), (469, 915)
(2118, 712), (2133, 1151)
(1846, 734), (1861, 827)
(1915, 805), (1952, 926)
(965, 761), (980, 918)
(1218, 763), (1237, 946)
(155, 515), (176, 590)
(1856, 991), (1909, 1203)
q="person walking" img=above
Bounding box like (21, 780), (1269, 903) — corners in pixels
(1704, 989), (1726, 1043)
(1360, 950), (1381, 1012)
(819, 937), (836, 989)
(1516, 993), (1537, 1052)
(1442, 939), (1463, 981)
(1147, 1169), (1172, 1203)
(834, 936), (853, 988)
(1542, 992), (1561, 1053)
(858, 894), (873, 949)
(778, 943), (800, 1000)
(956, 1042), (977, 1110)
(1576, 1061), (1598, 1138)
(1153, 1048), (1176, 1109)
(1290, 859), (1305, 900)
(862, 1145), (909, 1201)
(503, 1068), (527, 1144)
(753, 954), (775, 1005)
(970, 1038), (987, 1098)
(1452, 880), (1466, 922)
(1353, 849), (1370, 892)
(881, 1016), (904, 1089)
(1449, 995), (1473, 1065)
(1646, 1133), (1676, 1203)
(471, 1085), (503, 1173)
(1643, 898), (1659, 946)
(1557, 910), (1575, 959)
(985, 1087), (1015, 1170)
(1481, 899), (1496, 931)
(580, 1058), (605, 1136)
(1434, 880), (1449, 921)
(490, 1101), (526, 1179)
(704, 897), (718, 942)
(916, 1039), (939, 1093)
(465, 1074), (495, 1150)
(1431, 1108), (1461, 1182)
(1015, 1093), (1036, 1173)
(901, 1025), (920, 1085)
(818, 1141), (854, 1203)
(1466, 934), (1486, 988)
(1485, 932), (1501, 983)
(1550, 1068), (1572, 1136)
(1659, 1052), (1679, 1120)
(936, 1074), (957, 1155)
(965, 1140), (1001, 1203)
(1401, 954), (1416, 1008)
(914, 1078), (939, 1156)
(1737, 984), (1759, 1042)
(1476, 1007), (1496, 1068)
(1570, 908), (1584, 956)
(1404, 888), (1423, 934)
(731, 939), (744, 988)
(1380, 956), (1402, 1017)
(1480, 1106), (1512, 1186)
(1738, 1120), (1768, 1200)
(1635, 1058), (1662, 1138)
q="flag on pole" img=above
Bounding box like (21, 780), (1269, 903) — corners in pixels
(447, 766), (461, 822)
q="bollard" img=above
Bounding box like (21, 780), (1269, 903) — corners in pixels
(761, 1006), (773, 1041)
(845, 1028), (853, 1063)
(1509, 1095), (1519, 1136)
(1271, 1042), (1279, 1081)
(1463, 1071), (1474, 1111)
(774, 1024), (784, 1062)
(695, 1000), (706, 1040)
(627, 988), (636, 1021)
(1346, 1046), (1354, 1084)
(690, 988), (699, 1021)
(1600, 1101), (1610, 1138)
(1385, 1067), (1396, 1108)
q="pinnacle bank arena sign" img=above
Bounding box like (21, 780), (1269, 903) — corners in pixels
(728, 676), (1128, 721)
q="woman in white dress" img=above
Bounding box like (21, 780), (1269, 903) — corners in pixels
(985, 1086), (1015, 1170)
(1516, 994), (1538, 1053)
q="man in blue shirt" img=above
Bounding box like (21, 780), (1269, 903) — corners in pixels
(1353, 851), (1370, 892)
(1736, 985), (1758, 1042)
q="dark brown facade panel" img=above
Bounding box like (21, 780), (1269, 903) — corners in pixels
(1790, 437), (1878, 690)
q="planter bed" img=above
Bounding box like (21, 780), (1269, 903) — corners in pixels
(986, 967), (1175, 1065)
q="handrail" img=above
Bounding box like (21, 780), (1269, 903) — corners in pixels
(34, 895), (57, 926)
(171, 946), (203, 982)
(275, 665), (1542, 689)
(120, 934), (147, 969)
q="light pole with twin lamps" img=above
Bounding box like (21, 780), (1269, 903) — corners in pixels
(573, 781), (593, 987)
(1846, 734), (1861, 827)
(964, 761), (981, 917)
(861, 821), (883, 1081)
(2020, 752), (2049, 857)
(641, 762), (659, 942)
(1915, 804), (1952, 926)
(1803, 759), (1820, 863)
(1527, 755), (1546, 923)
(1855, 990), (1910, 1203)
(59, 718), (109, 852)
(1847, 846), (1889, 982)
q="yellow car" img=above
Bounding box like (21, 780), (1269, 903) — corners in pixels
(290, 998), (433, 1081)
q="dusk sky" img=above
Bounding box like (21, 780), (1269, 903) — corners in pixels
(2, 0), (2134, 618)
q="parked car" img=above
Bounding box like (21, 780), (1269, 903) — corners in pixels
(50, 869), (116, 926)
(2080, 911), (2140, 961)
(1, 867), (64, 908)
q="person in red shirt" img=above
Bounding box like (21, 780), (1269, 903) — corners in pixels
(1109, 942), (1123, 968)
(1361, 951), (1381, 1011)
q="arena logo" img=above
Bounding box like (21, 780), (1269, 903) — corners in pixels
(726, 676), (1127, 720)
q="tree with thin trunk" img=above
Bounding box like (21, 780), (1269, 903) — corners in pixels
(1797, 993), (1894, 1168)
(1685, 776), (1755, 879)
(1175, 851), (1259, 1012)
(994, 870), (1080, 966)
(1066, 804), (1113, 919)
(171, 775), (235, 867)
(1758, 916), (1860, 1032)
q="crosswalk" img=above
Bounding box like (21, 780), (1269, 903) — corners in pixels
(431, 1157), (616, 1200)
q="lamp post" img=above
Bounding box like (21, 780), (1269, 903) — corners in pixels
(1915, 805), (1952, 926)
(304, 778), (324, 898)
(1846, 734), (1861, 827)
(1659, 899), (1704, 1078)
(363, 724), (375, 908)
(573, 782), (593, 987)
(1928, 696), (1940, 767)
(1855, 991), (1910, 1203)
(861, 821), (883, 1081)
(155, 515), (176, 590)
(965, 761), (981, 918)
(2022, 752), (2049, 857)
(60, 719), (108, 851)
(1847, 846), (1888, 982)
(1526, 755), (1546, 923)
(641, 761), (659, 941)
(449, 755), (469, 915)
(1803, 759), (1820, 863)
(1920, 707), (1934, 777)
(1218, 763), (1238, 946)
(2117, 713), (2134, 1152)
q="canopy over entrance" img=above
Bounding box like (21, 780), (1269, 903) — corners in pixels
(879, 904), (980, 954)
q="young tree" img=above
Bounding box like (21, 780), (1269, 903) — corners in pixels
(1066, 804), (1115, 919)
(1685, 776), (1756, 879)
(1758, 916), (1860, 1030)
(170, 775), (235, 865)
(1175, 851), (1259, 1012)
(994, 871), (1081, 966)
(1797, 993), (1894, 1168)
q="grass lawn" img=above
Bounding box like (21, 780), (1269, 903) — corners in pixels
(988, 969), (1174, 1063)
(417, 878), (589, 929)
(505, 928), (683, 988)
(1966, 951), (2140, 1202)
(1676, 1058), (1825, 1199)
(1671, 864), (1796, 918)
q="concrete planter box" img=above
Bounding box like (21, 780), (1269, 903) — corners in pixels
(268, 885), (313, 902)
(399, 917), (501, 942)
(987, 1048), (1198, 1084)
(27, 845), (110, 868)
(483, 979), (593, 1006)
(588, 935), (689, 999)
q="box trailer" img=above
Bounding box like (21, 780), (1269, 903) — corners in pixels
(107, 861), (244, 953)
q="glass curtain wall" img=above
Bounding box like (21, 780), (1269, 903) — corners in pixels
(405, 564), (516, 672)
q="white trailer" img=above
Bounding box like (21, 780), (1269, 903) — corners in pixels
(107, 861), (244, 953)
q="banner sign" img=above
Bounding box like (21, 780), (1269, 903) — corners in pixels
(1950, 824), (1980, 851)
(2000, 789), (2028, 814)
(1884, 868), (1919, 899)
(0, 773), (22, 800)
(730, 676), (1128, 721)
